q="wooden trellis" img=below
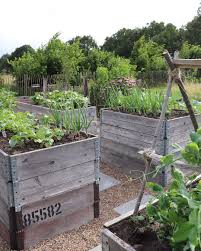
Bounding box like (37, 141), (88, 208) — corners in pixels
(134, 50), (201, 215)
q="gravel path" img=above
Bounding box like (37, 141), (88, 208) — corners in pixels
(0, 164), (142, 251)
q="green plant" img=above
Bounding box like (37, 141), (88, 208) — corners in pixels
(0, 89), (16, 110)
(146, 167), (201, 251)
(0, 109), (64, 148)
(32, 90), (88, 110)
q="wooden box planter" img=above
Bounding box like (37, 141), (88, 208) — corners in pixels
(102, 176), (200, 251)
(16, 98), (98, 135)
(0, 136), (100, 250)
(100, 109), (201, 185)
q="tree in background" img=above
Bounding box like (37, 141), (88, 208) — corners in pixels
(143, 22), (182, 53)
(102, 28), (142, 58)
(0, 54), (11, 72)
(9, 45), (34, 61)
(10, 34), (84, 84)
(68, 35), (98, 55)
(184, 16), (201, 45)
(131, 36), (166, 72)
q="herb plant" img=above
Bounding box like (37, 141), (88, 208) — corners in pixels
(106, 87), (188, 117)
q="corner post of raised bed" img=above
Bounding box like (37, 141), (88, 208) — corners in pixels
(94, 138), (100, 218)
(8, 156), (25, 251)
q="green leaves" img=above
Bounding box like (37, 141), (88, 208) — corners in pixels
(147, 182), (163, 193)
(173, 222), (194, 243)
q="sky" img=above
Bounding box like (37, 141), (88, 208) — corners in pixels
(0, 0), (200, 56)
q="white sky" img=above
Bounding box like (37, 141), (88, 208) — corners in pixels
(0, 0), (200, 56)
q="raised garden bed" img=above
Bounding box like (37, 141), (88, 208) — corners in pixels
(0, 107), (100, 250)
(102, 173), (201, 251)
(16, 97), (98, 135)
(100, 109), (201, 185)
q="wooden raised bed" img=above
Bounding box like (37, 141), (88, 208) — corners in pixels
(16, 98), (98, 135)
(100, 109), (201, 185)
(102, 175), (201, 251)
(0, 136), (100, 250)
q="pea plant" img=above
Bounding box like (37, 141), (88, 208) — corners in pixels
(146, 167), (201, 251)
(137, 127), (201, 251)
(32, 90), (89, 110)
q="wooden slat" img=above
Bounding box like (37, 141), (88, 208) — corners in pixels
(16, 161), (95, 206)
(102, 228), (135, 251)
(101, 110), (159, 126)
(0, 150), (10, 181)
(173, 59), (201, 68)
(11, 137), (97, 180)
(0, 197), (9, 227)
(22, 183), (94, 249)
(101, 124), (163, 145)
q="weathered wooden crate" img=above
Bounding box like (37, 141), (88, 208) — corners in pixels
(0, 136), (100, 250)
(100, 109), (201, 185)
(16, 99), (98, 135)
(102, 175), (201, 251)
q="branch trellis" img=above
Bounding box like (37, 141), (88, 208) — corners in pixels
(133, 50), (201, 215)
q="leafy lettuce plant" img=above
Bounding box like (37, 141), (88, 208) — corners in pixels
(0, 89), (16, 110)
(32, 90), (88, 110)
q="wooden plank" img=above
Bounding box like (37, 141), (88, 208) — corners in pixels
(0, 173), (8, 205)
(173, 59), (201, 68)
(0, 150), (10, 181)
(101, 118), (160, 135)
(167, 114), (201, 129)
(101, 110), (159, 126)
(0, 197), (9, 227)
(11, 137), (97, 181)
(16, 161), (95, 206)
(102, 228), (135, 251)
(22, 184), (95, 249)
(101, 124), (163, 145)
(101, 130), (163, 150)
(0, 219), (9, 244)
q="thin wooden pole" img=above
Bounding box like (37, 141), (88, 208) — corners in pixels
(163, 50), (198, 131)
(133, 74), (173, 215)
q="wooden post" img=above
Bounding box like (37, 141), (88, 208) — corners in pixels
(163, 50), (198, 131)
(42, 77), (47, 94)
(83, 77), (89, 97)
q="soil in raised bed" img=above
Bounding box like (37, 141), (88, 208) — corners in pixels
(109, 217), (171, 251)
(0, 131), (93, 155)
(110, 108), (189, 119)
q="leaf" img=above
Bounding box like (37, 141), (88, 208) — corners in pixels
(160, 154), (174, 165)
(173, 222), (194, 243)
(146, 182), (163, 193)
(171, 168), (185, 183)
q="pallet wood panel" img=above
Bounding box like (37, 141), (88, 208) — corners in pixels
(0, 134), (99, 250)
(11, 137), (96, 181)
(22, 183), (95, 249)
(101, 109), (201, 185)
(17, 161), (95, 206)
(16, 101), (98, 135)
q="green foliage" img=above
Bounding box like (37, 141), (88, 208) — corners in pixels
(10, 34), (84, 83)
(146, 167), (201, 251)
(185, 16), (201, 45)
(96, 67), (109, 84)
(105, 87), (183, 117)
(68, 35), (98, 55)
(9, 45), (34, 61)
(102, 28), (142, 58)
(0, 109), (63, 148)
(32, 90), (88, 109)
(181, 128), (201, 166)
(131, 36), (166, 72)
(0, 89), (16, 110)
(50, 107), (92, 134)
